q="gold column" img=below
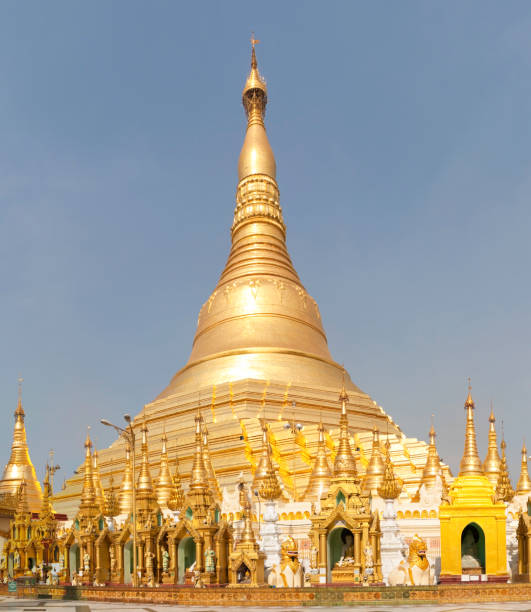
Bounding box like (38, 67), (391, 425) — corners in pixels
(318, 530), (327, 571)
(354, 531), (361, 573)
(195, 538), (204, 572)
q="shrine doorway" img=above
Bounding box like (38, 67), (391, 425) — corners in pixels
(327, 527), (353, 581)
(123, 541), (133, 585)
(177, 537), (195, 584)
(69, 544), (80, 580)
(461, 523), (485, 574)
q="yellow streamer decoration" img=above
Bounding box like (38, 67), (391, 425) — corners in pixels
(278, 381), (292, 421)
(240, 420), (256, 472)
(401, 440), (417, 473)
(267, 425), (293, 491)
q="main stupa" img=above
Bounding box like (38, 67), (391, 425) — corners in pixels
(53, 45), (438, 517)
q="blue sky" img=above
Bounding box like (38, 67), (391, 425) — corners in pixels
(1, 1), (530, 487)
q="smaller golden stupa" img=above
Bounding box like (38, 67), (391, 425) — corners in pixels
(0, 380), (42, 512)
(439, 384), (507, 582)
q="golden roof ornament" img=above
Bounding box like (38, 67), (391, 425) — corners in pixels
(483, 405), (501, 488)
(80, 428), (97, 510)
(15, 479), (29, 516)
(0, 377), (42, 512)
(104, 475), (120, 518)
(363, 426), (386, 494)
(136, 418), (156, 506)
(39, 466), (54, 518)
(92, 449), (106, 512)
(156, 429), (174, 508)
(333, 382), (358, 480)
(189, 410), (209, 491)
(202, 423), (222, 502)
(167, 443), (185, 512)
(118, 444), (133, 515)
(253, 420), (281, 500)
(458, 380), (484, 477)
(420, 423), (444, 489)
(495, 439), (515, 503)
(377, 439), (402, 500)
(516, 441), (531, 496)
(303, 420), (332, 500)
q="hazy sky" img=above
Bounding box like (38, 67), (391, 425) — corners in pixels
(1, 1), (530, 488)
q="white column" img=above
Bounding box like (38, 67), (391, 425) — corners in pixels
(379, 498), (406, 585)
(259, 500), (281, 568)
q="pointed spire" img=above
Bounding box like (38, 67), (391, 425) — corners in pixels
(420, 423), (444, 489)
(167, 445), (185, 513)
(189, 411), (209, 491)
(0, 378), (42, 512)
(458, 381), (484, 477)
(202, 423), (222, 502)
(304, 419), (332, 500)
(39, 466), (53, 518)
(156, 428), (174, 508)
(118, 444), (133, 515)
(363, 426), (386, 494)
(495, 439), (514, 503)
(516, 441), (531, 496)
(136, 419), (155, 503)
(253, 420), (282, 501)
(92, 449), (106, 512)
(80, 429), (97, 509)
(238, 38), (276, 182)
(333, 383), (358, 480)
(483, 405), (501, 488)
(377, 439), (402, 500)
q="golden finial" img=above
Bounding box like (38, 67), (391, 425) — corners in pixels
(254, 419), (282, 500)
(15, 375), (24, 417)
(516, 440), (531, 496)
(80, 426), (97, 509)
(483, 402), (501, 488)
(339, 366), (349, 412)
(377, 439), (402, 500)
(459, 380), (484, 477)
(495, 438), (515, 503)
(189, 409), (209, 491)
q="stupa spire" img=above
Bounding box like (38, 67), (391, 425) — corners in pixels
(495, 439), (514, 503)
(516, 441), (531, 496)
(420, 423), (444, 489)
(136, 419), (155, 503)
(0, 378), (42, 512)
(304, 419), (332, 500)
(190, 411), (209, 491)
(118, 444), (133, 515)
(458, 381), (483, 477)
(483, 405), (501, 488)
(80, 429), (97, 509)
(333, 383), (358, 480)
(92, 449), (106, 512)
(363, 426), (385, 494)
(156, 428), (174, 508)
(202, 423), (222, 502)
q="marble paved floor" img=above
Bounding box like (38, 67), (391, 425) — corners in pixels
(2, 599), (531, 612)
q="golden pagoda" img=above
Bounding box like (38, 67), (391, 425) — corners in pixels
(377, 439), (402, 500)
(0, 381), (42, 512)
(53, 43), (440, 518)
(516, 442), (531, 497)
(439, 384), (508, 582)
(483, 407), (501, 488)
(494, 439), (514, 503)
(118, 444), (133, 515)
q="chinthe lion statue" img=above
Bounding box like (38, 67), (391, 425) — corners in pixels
(388, 534), (431, 586)
(267, 536), (304, 588)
